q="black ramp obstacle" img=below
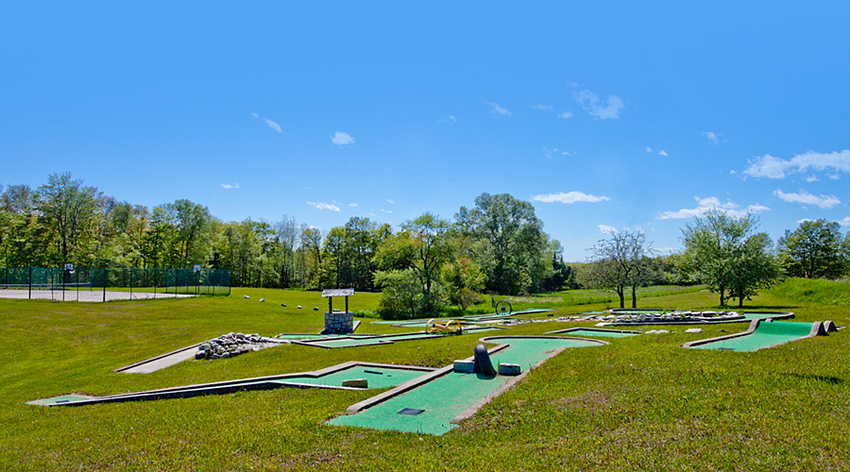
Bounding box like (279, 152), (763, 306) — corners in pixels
(473, 344), (497, 377)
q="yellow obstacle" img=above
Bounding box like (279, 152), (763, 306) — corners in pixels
(426, 318), (463, 334)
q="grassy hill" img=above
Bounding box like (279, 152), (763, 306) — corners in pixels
(1, 281), (848, 471)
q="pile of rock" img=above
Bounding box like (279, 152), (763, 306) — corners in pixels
(194, 332), (283, 360)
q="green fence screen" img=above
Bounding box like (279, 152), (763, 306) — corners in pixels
(0, 267), (230, 301)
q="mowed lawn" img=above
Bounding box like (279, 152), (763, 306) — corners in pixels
(2, 282), (849, 471)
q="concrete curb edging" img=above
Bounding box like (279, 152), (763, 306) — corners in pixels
(113, 343), (202, 373)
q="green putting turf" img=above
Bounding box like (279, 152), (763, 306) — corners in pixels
(554, 328), (638, 338)
(327, 336), (603, 435)
(28, 365), (428, 406)
(689, 321), (816, 352)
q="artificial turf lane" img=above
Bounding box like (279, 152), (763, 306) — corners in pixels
(28, 365), (428, 406)
(556, 328), (638, 338)
(688, 321), (816, 352)
(326, 337), (603, 435)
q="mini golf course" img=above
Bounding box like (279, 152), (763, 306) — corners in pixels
(327, 336), (607, 436)
(682, 319), (836, 352)
(28, 362), (433, 406)
(544, 327), (640, 338)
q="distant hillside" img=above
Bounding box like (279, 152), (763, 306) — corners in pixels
(767, 278), (850, 306)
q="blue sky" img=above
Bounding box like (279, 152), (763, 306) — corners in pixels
(2, 2), (849, 261)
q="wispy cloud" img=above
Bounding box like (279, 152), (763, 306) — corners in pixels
(348, 203), (358, 207)
(330, 131), (355, 146)
(658, 150), (668, 157)
(484, 102), (512, 116)
(221, 183), (240, 189)
(573, 89), (624, 119)
(557, 111), (574, 119)
(387, 199), (395, 204)
(531, 104), (552, 111)
(252, 113), (282, 133)
(438, 115), (457, 124)
(806, 176), (819, 182)
(532, 191), (611, 204)
(701, 131), (722, 144)
(646, 147), (653, 153)
(381, 209), (392, 214)
(598, 224), (617, 234)
(656, 196), (770, 220)
(839, 216), (850, 226)
(264, 119), (282, 133)
(542, 147), (573, 158)
(774, 189), (841, 209)
(306, 201), (341, 211)
(743, 150), (850, 179)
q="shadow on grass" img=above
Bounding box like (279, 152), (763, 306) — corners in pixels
(780, 372), (844, 385)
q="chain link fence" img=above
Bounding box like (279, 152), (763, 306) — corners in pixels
(0, 267), (230, 301)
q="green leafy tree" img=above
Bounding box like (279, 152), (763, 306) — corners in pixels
(455, 193), (551, 295)
(35, 172), (103, 265)
(375, 213), (451, 314)
(676, 210), (781, 307)
(777, 219), (848, 279)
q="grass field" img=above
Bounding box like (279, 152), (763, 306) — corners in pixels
(2, 282), (849, 470)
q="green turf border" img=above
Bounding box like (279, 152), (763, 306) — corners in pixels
(681, 319), (827, 351)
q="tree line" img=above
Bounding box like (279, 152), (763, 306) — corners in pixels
(583, 211), (850, 309)
(0, 174), (573, 317)
(2, 173), (848, 315)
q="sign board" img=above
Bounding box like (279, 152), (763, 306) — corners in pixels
(193, 265), (201, 273)
(321, 288), (355, 298)
(64, 263), (74, 271)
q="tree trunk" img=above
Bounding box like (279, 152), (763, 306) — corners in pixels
(631, 284), (637, 308)
(719, 286), (725, 306)
(617, 287), (625, 308)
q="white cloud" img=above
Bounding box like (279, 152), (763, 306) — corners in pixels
(744, 150), (850, 179)
(264, 118), (282, 133)
(839, 216), (850, 226)
(656, 196), (771, 220)
(485, 102), (512, 116)
(221, 183), (240, 189)
(531, 104), (552, 111)
(701, 131), (722, 144)
(645, 147), (653, 153)
(532, 191), (611, 204)
(598, 225), (617, 234)
(331, 131), (355, 146)
(797, 218), (816, 225)
(252, 113), (282, 132)
(658, 150), (668, 157)
(348, 203), (358, 207)
(574, 89), (624, 119)
(806, 176), (819, 182)
(557, 111), (574, 119)
(438, 116), (457, 124)
(381, 209), (392, 214)
(306, 201), (341, 211)
(774, 189), (840, 209)
(387, 199), (395, 204)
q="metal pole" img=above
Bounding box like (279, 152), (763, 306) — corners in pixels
(28, 266), (32, 300)
(129, 269), (133, 300)
(103, 269), (107, 302)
